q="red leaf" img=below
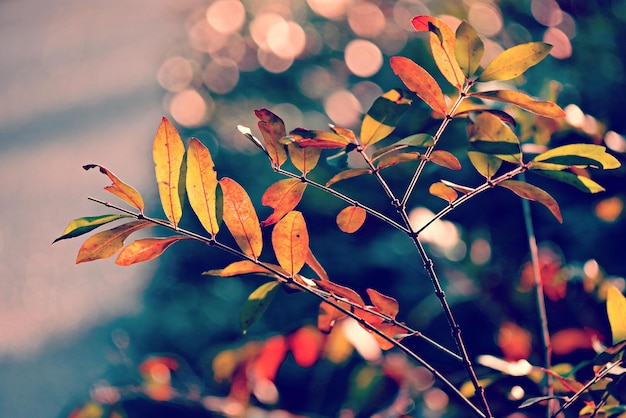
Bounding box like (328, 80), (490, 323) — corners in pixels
(255, 109), (288, 167)
(289, 128), (353, 149)
(83, 164), (144, 212)
(76, 220), (152, 264)
(115, 236), (188, 266)
(261, 178), (307, 227)
(220, 177), (263, 259)
(390, 56), (447, 115)
(314, 279), (365, 306)
(318, 301), (346, 333)
(251, 335), (288, 382)
(289, 325), (324, 367)
(366, 288), (400, 319)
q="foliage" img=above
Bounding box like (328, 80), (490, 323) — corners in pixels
(55, 13), (626, 418)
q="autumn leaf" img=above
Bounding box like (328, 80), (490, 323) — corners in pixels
(499, 180), (563, 223)
(531, 144), (621, 170)
(205, 260), (287, 278)
(220, 177), (263, 259)
(287, 143), (321, 175)
(289, 325), (324, 367)
(360, 89), (413, 147)
(455, 21), (484, 78)
(471, 90), (566, 119)
(116, 236), (189, 266)
(261, 178), (307, 227)
(532, 169), (606, 193)
(606, 285), (626, 344)
(76, 220), (152, 264)
(305, 248), (329, 282)
(467, 112), (521, 162)
(412, 15), (465, 89)
(376, 152), (421, 170)
(83, 164), (144, 212)
(429, 150), (462, 170)
(53, 214), (130, 244)
(479, 42), (553, 82)
(272, 211), (309, 276)
(390, 57), (447, 115)
(318, 301), (345, 333)
(186, 138), (220, 236)
(429, 181), (458, 203)
(441, 179), (474, 194)
(467, 151), (502, 179)
(240, 281), (280, 332)
(366, 288), (400, 318)
(372, 322), (408, 350)
(255, 109), (288, 167)
(326, 169), (372, 187)
(336, 206), (366, 233)
(153, 117), (185, 228)
(314, 279), (365, 306)
(289, 127), (354, 149)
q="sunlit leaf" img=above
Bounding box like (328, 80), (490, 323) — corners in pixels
(361, 89), (413, 147)
(153, 117), (185, 228)
(454, 108), (517, 127)
(471, 90), (566, 118)
(478, 42), (553, 82)
(390, 57), (447, 115)
(115, 236), (188, 266)
(272, 211), (309, 276)
(326, 169), (372, 187)
(330, 125), (358, 144)
(83, 164), (145, 212)
(371, 135), (432, 162)
(318, 301), (345, 333)
(255, 109), (288, 167)
(532, 169), (606, 193)
(372, 322), (408, 350)
(287, 143), (321, 175)
(220, 177), (263, 259)
(53, 214), (130, 244)
(240, 281), (280, 332)
(412, 15), (465, 89)
(289, 325), (324, 367)
(366, 288), (399, 318)
(468, 151), (502, 179)
(532, 144), (620, 169)
(429, 181), (458, 203)
(607, 285), (626, 344)
(336, 206), (366, 233)
(429, 150), (462, 170)
(314, 279), (365, 306)
(76, 220), (152, 264)
(237, 124), (269, 157)
(289, 127), (353, 149)
(441, 179), (474, 194)
(467, 112), (521, 161)
(205, 260), (287, 278)
(455, 21), (484, 78)
(261, 178), (307, 227)
(499, 180), (563, 223)
(186, 138), (220, 236)
(376, 152), (421, 170)
(593, 340), (626, 367)
(306, 248), (329, 282)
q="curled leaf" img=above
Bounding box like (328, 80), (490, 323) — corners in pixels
(499, 180), (562, 223)
(390, 57), (447, 115)
(336, 206), (366, 233)
(205, 260), (287, 278)
(261, 178), (307, 227)
(429, 181), (458, 203)
(479, 42), (553, 82)
(441, 179), (474, 194)
(186, 138), (220, 236)
(272, 211), (309, 276)
(153, 117), (185, 228)
(76, 220), (152, 264)
(240, 281), (280, 332)
(376, 152), (421, 170)
(255, 109), (288, 167)
(115, 236), (188, 266)
(53, 214), (129, 244)
(220, 177), (263, 259)
(83, 164), (144, 212)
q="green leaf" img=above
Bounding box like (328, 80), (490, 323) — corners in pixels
(389, 57), (447, 115)
(468, 151), (502, 179)
(467, 112), (521, 161)
(519, 396), (568, 409)
(75, 220), (153, 264)
(532, 169), (606, 193)
(607, 285), (626, 344)
(240, 281), (280, 333)
(360, 89), (412, 147)
(532, 144), (620, 170)
(53, 214), (129, 244)
(499, 180), (563, 222)
(479, 42), (553, 82)
(469, 140), (522, 155)
(326, 169), (371, 187)
(471, 90), (566, 119)
(455, 21), (484, 78)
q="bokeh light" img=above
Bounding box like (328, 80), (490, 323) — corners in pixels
(206, 0), (246, 34)
(347, 2), (386, 38)
(324, 89), (362, 127)
(468, 2), (503, 36)
(344, 39), (383, 77)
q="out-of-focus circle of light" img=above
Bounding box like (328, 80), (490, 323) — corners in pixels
(298, 66), (337, 99)
(558, 12), (576, 39)
(543, 27), (572, 59)
(324, 89), (362, 127)
(480, 38), (504, 68)
(214, 32), (247, 63)
(267, 21), (307, 59)
(188, 19), (228, 53)
(531, 0), (562, 27)
(605, 131), (626, 153)
(257, 48), (294, 73)
(348, 2), (386, 38)
(270, 103), (304, 128)
(352, 81), (383, 111)
(307, 0), (351, 19)
(157, 56), (194, 92)
(468, 3), (503, 36)
(169, 89), (211, 127)
(378, 25), (409, 54)
(345, 39), (383, 77)
(206, 0), (246, 34)
(470, 238), (491, 265)
(203, 58), (240, 94)
(423, 388), (449, 411)
(250, 13), (285, 50)
(564, 104), (584, 127)
(393, 2), (430, 32)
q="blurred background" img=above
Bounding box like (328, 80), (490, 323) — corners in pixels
(1, 0), (626, 417)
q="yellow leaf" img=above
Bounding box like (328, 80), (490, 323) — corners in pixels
(220, 177), (263, 259)
(83, 164), (144, 212)
(153, 117), (185, 228)
(336, 206), (366, 233)
(429, 182), (458, 203)
(261, 178), (307, 227)
(479, 42), (552, 82)
(607, 285), (626, 344)
(287, 143), (321, 175)
(272, 211), (309, 276)
(471, 90), (566, 119)
(186, 138), (220, 236)
(115, 237), (188, 266)
(76, 220), (152, 264)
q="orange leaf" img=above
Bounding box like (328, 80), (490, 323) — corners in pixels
(471, 90), (566, 119)
(252, 335), (288, 382)
(209, 260), (287, 278)
(306, 248), (329, 282)
(366, 288), (400, 319)
(186, 138), (220, 236)
(287, 143), (321, 175)
(289, 325), (324, 367)
(429, 181), (458, 203)
(412, 15), (465, 89)
(336, 206), (366, 233)
(76, 220), (152, 264)
(261, 178), (307, 227)
(289, 128), (353, 149)
(371, 322), (408, 350)
(429, 150), (462, 170)
(255, 109), (288, 167)
(153, 117), (185, 228)
(499, 180), (563, 223)
(220, 177), (263, 259)
(83, 164), (144, 212)
(115, 236), (188, 266)
(318, 301), (346, 333)
(376, 152), (421, 170)
(325, 169), (372, 187)
(314, 279), (365, 307)
(272, 211), (309, 276)
(390, 56), (447, 115)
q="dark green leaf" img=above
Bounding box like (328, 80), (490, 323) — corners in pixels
(532, 144), (620, 169)
(361, 89), (413, 147)
(53, 214), (129, 244)
(532, 169), (605, 193)
(240, 281), (280, 333)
